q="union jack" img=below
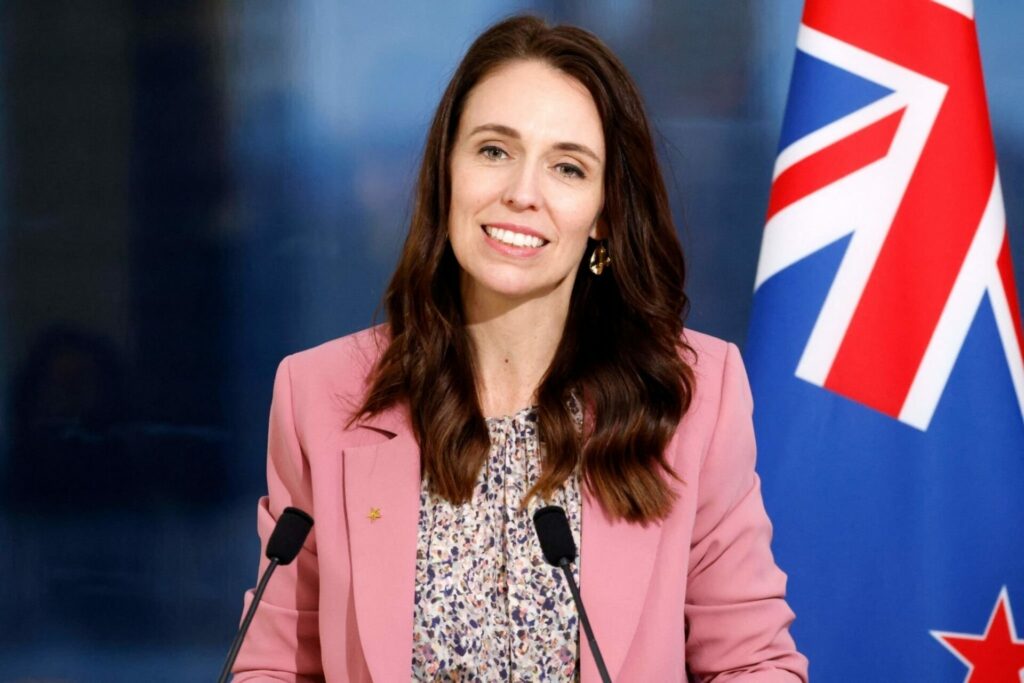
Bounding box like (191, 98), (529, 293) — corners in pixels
(755, 0), (1024, 429)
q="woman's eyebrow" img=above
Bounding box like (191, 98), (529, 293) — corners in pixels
(469, 123), (520, 139)
(553, 142), (601, 164)
(468, 123), (602, 164)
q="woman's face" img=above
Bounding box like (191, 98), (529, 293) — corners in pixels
(447, 59), (605, 309)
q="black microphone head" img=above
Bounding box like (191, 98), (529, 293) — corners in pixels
(266, 507), (314, 565)
(533, 505), (577, 567)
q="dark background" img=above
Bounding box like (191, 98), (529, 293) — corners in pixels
(1, 1), (1020, 680)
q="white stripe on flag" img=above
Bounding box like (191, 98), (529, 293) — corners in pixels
(900, 170), (1005, 430)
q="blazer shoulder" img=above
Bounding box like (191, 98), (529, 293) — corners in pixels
(681, 327), (737, 388)
(678, 328), (751, 442)
(273, 326), (391, 437)
(285, 326), (387, 392)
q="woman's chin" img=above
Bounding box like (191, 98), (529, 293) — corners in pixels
(464, 278), (567, 307)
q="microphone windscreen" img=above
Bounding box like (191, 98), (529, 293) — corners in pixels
(266, 507), (314, 565)
(533, 505), (577, 567)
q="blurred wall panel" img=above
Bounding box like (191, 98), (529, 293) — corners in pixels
(4, 1), (133, 399)
(130, 0), (230, 436)
(0, 2), (9, 472)
(977, 0), (1024, 275)
(1, 1), (240, 679)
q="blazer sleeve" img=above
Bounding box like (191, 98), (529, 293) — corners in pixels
(232, 356), (326, 683)
(684, 343), (808, 682)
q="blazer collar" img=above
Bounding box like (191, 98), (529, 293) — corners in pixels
(343, 405), (662, 682)
(352, 401), (410, 438)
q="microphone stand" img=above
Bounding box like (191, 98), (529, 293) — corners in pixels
(217, 558), (280, 683)
(559, 558), (612, 683)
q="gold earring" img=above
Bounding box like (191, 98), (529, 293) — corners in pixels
(589, 242), (611, 275)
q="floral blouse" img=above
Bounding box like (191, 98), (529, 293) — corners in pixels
(411, 404), (583, 682)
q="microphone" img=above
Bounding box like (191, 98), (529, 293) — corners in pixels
(265, 506), (315, 564)
(533, 505), (612, 683)
(217, 507), (314, 683)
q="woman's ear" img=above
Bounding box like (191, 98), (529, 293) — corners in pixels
(590, 214), (608, 240)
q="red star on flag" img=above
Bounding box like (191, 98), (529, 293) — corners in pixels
(932, 588), (1024, 683)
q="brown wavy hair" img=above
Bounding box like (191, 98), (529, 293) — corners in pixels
(358, 14), (694, 523)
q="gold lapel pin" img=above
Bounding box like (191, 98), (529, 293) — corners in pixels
(367, 507), (382, 523)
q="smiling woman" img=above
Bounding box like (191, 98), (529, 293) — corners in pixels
(449, 61), (605, 314)
(232, 14), (808, 682)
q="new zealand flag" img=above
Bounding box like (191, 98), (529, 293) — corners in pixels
(745, 1), (1024, 680)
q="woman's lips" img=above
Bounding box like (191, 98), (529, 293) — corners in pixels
(480, 224), (547, 256)
(484, 222), (548, 242)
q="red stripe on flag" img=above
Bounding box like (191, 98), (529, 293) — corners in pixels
(766, 109), (904, 222)
(998, 231), (1024, 363)
(807, 4), (998, 417)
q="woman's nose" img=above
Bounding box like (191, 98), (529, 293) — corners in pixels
(501, 162), (542, 211)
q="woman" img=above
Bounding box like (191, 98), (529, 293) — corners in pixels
(233, 14), (808, 682)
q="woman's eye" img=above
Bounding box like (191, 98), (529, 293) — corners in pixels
(556, 163), (586, 179)
(480, 145), (508, 160)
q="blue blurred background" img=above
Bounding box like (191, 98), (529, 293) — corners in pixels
(0, 1), (1020, 680)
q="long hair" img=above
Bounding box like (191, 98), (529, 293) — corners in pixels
(358, 14), (694, 523)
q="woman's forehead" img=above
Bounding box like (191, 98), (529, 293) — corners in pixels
(458, 60), (605, 159)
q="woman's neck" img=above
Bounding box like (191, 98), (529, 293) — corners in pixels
(462, 285), (570, 418)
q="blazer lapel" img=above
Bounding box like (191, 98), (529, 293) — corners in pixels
(344, 405), (421, 683)
(580, 475), (666, 682)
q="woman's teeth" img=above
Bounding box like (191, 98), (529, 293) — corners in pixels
(484, 226), (545, 248)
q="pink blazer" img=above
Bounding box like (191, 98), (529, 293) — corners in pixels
(232, 327), (808, 682)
